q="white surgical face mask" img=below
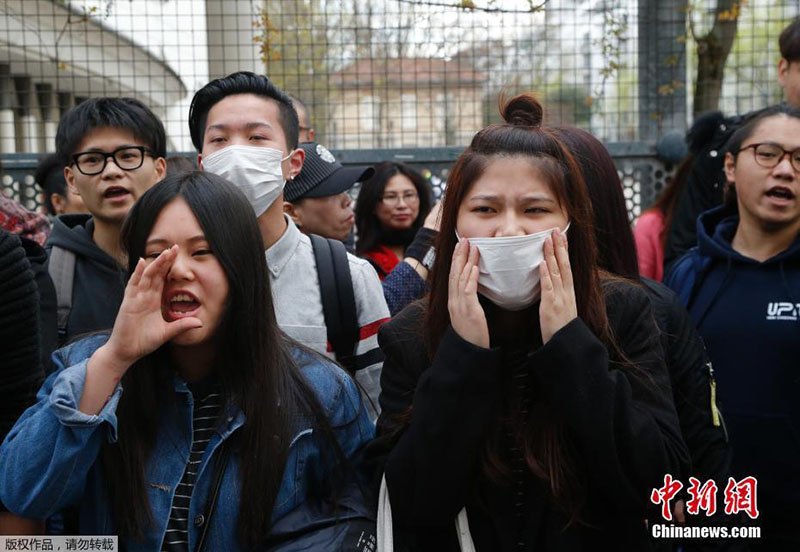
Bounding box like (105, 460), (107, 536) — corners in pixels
(202, 145), (290, 217)
(460, 223), (570, 311)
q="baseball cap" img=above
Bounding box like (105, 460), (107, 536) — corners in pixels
(285, 142), (374, 202)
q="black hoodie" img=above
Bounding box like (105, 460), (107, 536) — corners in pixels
(44, 214), (125, 349)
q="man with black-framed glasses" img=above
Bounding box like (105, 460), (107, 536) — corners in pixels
(666, 105), (800, 548)
(44, 97), (166, 352)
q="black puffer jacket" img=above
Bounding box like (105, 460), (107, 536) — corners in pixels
(642, 279), (752, 552)
(368, 279), (689, 552)
(643, 278), (730, 485)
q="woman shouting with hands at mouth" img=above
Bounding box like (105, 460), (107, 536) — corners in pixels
(0, 171), (373, 551)
(369, 94), (688, 552)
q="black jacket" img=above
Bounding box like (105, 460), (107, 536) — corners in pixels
(369, 280), (689, 551)
(663, 111), (743, 268)
(643, 279), (751, 552)
(0, 230), (44, 445)
(643, 278), (730, 486)
(44, 214), (125, 350)
(19, 236), (58, 371)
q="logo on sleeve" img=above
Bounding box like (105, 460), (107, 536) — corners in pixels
(766, 302), (800, 321)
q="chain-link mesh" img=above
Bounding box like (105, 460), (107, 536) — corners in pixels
(0, 0), (798, 216)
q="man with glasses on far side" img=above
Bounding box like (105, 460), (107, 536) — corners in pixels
(666, 105), (800, 548)
(45, 97), (166, 349)
(289, 94), (315, 144)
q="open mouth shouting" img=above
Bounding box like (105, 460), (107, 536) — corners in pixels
(104, 186), (132, 202)
(164, 289), (201, 321)
(765, 185), (797, 205)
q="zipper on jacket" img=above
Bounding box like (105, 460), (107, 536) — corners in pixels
(707, 360), (721, 427)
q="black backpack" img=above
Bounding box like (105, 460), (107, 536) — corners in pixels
(47, 245), (76, 341)
(309, 234), (360, 375)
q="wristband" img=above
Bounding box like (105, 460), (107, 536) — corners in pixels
(405, 227), (438, 264)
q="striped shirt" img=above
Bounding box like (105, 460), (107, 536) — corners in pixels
(266, 216), (390, 421)
(161, 384), (222, 552)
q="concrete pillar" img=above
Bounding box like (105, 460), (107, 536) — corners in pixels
(205, 0), (265, 80)
(37, 83), (59, 152)
(637, 0), (688, 142)
(58, 91), (75, 118)
(14, 76), (42, 153)
(0, 64), (16, 154)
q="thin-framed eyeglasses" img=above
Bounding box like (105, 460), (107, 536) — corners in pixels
(71, 146), (155, 176)
(738, 143), (800, 172)
(381, 191), (420, 206)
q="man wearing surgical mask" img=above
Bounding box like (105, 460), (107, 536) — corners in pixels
(189, 73), (389, 420)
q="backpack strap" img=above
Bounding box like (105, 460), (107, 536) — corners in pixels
(310, 235), (359, 374)
(47, 246), (76, 339)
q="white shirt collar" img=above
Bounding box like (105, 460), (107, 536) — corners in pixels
(265, 215), (303, 278)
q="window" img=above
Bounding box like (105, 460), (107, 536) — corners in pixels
(401, 93), (417, 131)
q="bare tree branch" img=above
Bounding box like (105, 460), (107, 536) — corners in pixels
(392, 0), (548, 14)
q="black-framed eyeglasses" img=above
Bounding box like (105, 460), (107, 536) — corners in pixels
(71, 146), (155, 176)
(738, 143), (800, 172)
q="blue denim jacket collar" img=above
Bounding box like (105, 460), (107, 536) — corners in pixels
(171, 376), (246, 442)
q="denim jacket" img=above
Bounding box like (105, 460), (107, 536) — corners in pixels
(0, 334), (375, 551)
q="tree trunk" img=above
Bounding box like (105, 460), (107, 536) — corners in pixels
(692, 0), (741, 117)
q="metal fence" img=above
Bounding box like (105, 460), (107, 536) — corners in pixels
(1, 141), (672, 220)
(0, 0), (797, 217)
(1, 0), (798, 151)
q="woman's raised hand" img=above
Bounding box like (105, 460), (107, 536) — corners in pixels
(448, 238), (490, 349)
(102, 245), (203, 372)
(539, 228), (577, 344)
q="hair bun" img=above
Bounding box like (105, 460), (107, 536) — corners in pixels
(501, 93), (544, 128)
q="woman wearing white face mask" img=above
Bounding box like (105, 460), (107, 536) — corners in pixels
(367, 94), (689, 552)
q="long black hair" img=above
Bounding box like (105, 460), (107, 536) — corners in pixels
(424, 94), (612, 522)
(355, 162), (432, 254)
(554, 125), (640, 279)
(102, 171), (348, 546)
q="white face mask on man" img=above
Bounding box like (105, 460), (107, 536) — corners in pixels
(461, 223), (570, 311)
(202, 145), (291, 217)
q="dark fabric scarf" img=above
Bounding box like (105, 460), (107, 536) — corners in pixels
(378, 225), (417, 247)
